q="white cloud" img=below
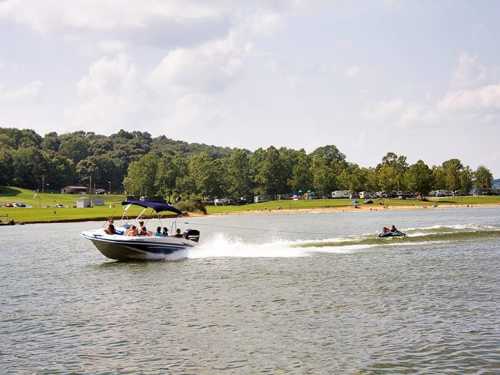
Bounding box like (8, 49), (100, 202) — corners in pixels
(363, 98), (437, 128)
(363, 98), (405, 119)
(148, 35), (247, 94)
(56, 1), (302, 136)
(364, 54), (500, 128)
(97, 40), (127, 54)
(438, 54), (500, 115)
(439, 84), (500, 113)
(0, 81), (43, 103)
(77, 54), (136, 98)
(451, 53), (490, 89)
(345, 65), (360, 78)
(0, 0), (223, 32)
(65, 54), (147, 130)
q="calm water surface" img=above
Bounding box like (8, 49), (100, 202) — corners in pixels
(1, 207), (500, 374)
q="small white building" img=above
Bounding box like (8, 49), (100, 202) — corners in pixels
(331, 190), (350, 199)
(76, 198), (92, 208)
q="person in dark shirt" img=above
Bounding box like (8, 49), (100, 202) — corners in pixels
(138, 220), (149, 236)
(174, 228), (183, 238)
(104, 218), (116, 235)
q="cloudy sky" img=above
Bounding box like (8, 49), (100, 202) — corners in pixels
(1, 0), (499, 175)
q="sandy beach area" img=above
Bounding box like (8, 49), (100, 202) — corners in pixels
(191, 202), (500, 217)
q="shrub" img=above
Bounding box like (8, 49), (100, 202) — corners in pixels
(176, 199), (207, 214)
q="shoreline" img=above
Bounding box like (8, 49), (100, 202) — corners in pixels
(200, 202), (500, 217)
(3, 202), (500, 225)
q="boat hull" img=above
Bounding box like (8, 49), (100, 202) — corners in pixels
(81, 232), (195, 261)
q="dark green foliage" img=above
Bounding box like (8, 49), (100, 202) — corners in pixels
(175, 199), (207, 214)
(474, 166), (493, 190)
(0, 127), (494, 199)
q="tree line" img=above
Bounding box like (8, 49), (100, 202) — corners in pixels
(0, 127), (494, 201)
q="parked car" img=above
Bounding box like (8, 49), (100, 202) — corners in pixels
(13, 202), (26, 207)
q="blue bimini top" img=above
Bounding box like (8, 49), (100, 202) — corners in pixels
(121, 198), (182, 215)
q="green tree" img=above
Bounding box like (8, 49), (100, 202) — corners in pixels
(188, 152), (226, 199)
(441, 159), (463, 192)
(431, 166), (446, 190)
(376, 152), (408, 192)
(289, 150), (312, 193)
(46, 154), (75, 190)
(11, 147), (49, 189)
(460, 166), (473, 194)
(0, 148), (13, 186)
(404, 160), (433, 195)
(123, 153), (160, 197)
(474, 166), (493, 190)
(252, 146), (287, 197)
(42, 132), (60, 152)
(311, 155), (337, 196)
(338, 163), (366, 192)
(226, 149), (253, 199)
(59, 135), (90, 163)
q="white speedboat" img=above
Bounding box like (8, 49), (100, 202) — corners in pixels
(81, 198), (200, 261)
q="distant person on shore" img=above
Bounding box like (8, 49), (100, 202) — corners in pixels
(174, 228), (183, 238)
(126, 225), (138, 236)
(104, 218), (116, 235)
(162, 227), (169, 237)
(155, 226), (162, 237)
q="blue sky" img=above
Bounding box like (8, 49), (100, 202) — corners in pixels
(0, 0), (499, 175)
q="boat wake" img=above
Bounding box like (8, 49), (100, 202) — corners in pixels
(185, 224), (500, 259)
(291, 224), (500, 249)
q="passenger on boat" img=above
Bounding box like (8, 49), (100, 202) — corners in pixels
(383, 226), (390, 233)
(155, 226), (162, 237)
(104, 218), (116, 235)
(174, 228), (183, 238)
(391, 225), (398, 232)
(126, 225), (138, 236)
(138, 220), (150, 236)
(162, 227), (169, 237)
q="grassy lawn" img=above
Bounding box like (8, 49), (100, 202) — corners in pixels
(429, 195), (500, 205)
(0, 186), (124, 207)
(206, 198), (433, 214)
(207, 198), (355, 214)
(0, 186), (170, 223)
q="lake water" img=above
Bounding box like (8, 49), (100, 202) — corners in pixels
(1, 207), (500, 374)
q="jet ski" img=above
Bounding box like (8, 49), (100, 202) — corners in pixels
(378, 230), (406, 238)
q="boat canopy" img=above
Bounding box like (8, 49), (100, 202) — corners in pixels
(121, 198), (182, 215)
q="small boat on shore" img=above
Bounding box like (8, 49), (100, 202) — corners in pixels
(81, 198), (200, 261)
